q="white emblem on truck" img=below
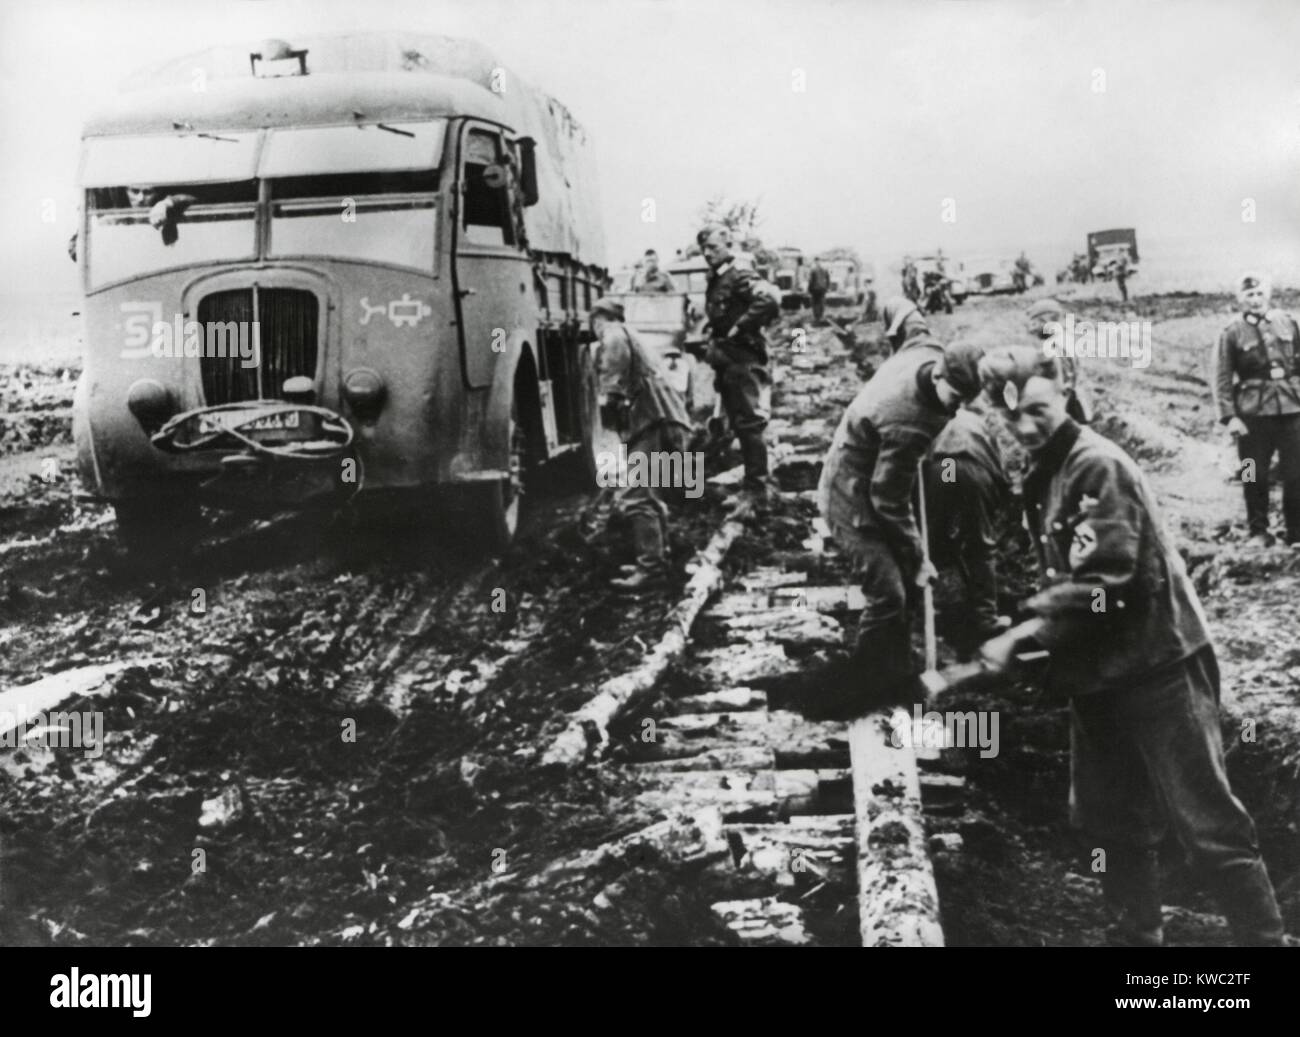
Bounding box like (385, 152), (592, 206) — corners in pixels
(359, 294), (434, 328)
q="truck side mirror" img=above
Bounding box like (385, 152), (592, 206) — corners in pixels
(517, 136), (539, 207)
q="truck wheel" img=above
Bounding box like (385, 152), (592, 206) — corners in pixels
(458, 382), (544, 552)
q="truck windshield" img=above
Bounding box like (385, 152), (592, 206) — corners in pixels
(269, 170), (438, 271)
(86, 182), (257, 289)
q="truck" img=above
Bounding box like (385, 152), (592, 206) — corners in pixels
(72, 32), (611, 553)
(772, 246), (807, 310)
(1087, 228), (1139, 280)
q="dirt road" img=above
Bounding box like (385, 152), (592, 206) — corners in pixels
(1, 290), (1296, 945)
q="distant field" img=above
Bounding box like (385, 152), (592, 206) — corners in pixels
(0, 294), (83, 366)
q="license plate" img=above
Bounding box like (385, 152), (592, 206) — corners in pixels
(198, 409), (301, 434)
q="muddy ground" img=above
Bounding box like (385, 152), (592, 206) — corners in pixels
(0, 289), (1297, 946)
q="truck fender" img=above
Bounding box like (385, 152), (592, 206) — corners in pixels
(481, 330), (538, 472)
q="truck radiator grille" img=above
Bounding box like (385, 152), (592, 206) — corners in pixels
(197, 288), (319, 404)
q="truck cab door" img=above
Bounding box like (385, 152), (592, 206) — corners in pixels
(452, 121), (531, 389)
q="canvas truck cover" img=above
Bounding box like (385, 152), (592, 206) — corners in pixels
(111, 32), (606, 267)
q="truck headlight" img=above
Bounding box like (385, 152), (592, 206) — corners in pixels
(343, 367), (386, 421)
(126, 379), (173, 433)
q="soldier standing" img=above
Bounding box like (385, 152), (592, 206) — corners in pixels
(1114, 252), (1130, 302)
(807, 258), (831, 323)
(978, 346), (1285, 947)
(1212, 272), (1300, 548)
(631, 249), (677, 293)
(901, 255), (920, 303)
(801, 338), (986, 719)
(591, 298), (693, 594)
(697, 225), (780, 500)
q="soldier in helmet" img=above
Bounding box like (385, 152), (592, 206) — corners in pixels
(1212, 272), (1300, 548)
(978, 345), (1285, 947)
(590, 298), (693, 594)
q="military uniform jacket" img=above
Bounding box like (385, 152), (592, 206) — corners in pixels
(596, 323), (691, 443)
(807, 266), (831, 293)
(930, 406), (1009, 497)
(704, 262), (779, 365)
(634, 269), (678, 293)
(818, 342), (951, 576)
(1022, 420), (1211, 699)
(1212, 309), (1300, 422)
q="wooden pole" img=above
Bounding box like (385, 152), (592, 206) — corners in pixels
(915, 459), (937, 672)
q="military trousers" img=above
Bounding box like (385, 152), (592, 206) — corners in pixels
(924, 458), (1003, 634)
(612, 424), (688, 575)
(1237, 412), (1300, 541)
(1069, 645), (1284, 946)
(714, 359), (771, 491)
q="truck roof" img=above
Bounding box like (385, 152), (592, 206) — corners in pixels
(81, 31), (606, 266)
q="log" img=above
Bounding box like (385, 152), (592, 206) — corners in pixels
(665, 687), (767, 714)
(711, 897), (812, 946)
(721, 816), (855, 889)
(541, 504), (750, 768)
(0, 658), (162, 741)
(848, 713), (945, 947)
(695, 642), (800, 686)
(633, 746), (776, 772)
(738, 568), (808, 592)
(633, 768), (848, 821)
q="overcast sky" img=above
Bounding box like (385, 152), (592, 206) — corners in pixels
(2, 0), (1298, 295)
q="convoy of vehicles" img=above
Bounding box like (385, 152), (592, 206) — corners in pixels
(73, 32), (612, 551)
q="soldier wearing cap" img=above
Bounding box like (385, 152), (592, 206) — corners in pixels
(978, 346), (1284, 947)
(1026, 297), (1093, 424)
(590, 297), (693, 594)
(1212, 273), (1300, 548)
(803, 338), (987, 719)
(696, 225), (780, 500)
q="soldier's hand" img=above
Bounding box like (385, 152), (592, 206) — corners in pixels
(914, 558), (939, 589)
(1226, 416), (1248, 439)
(979, 630), (1019, 673)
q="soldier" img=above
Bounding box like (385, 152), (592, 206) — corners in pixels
(631, 249), (677, 293)
(978, 346), (1285, 947)
(800, 337), (986, 720)
(924, 402), (1012, 649)
(901, 255), (920, 303)
(1026, 297), (1093, 424)
(879, 297), (933, 353)
(1114, 252), (1131, 303)
(807, 258), (832, 323)
(696, 225), (780, 500)
(590, 298), (693, 594)
(1212, 272), (1300, 548)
